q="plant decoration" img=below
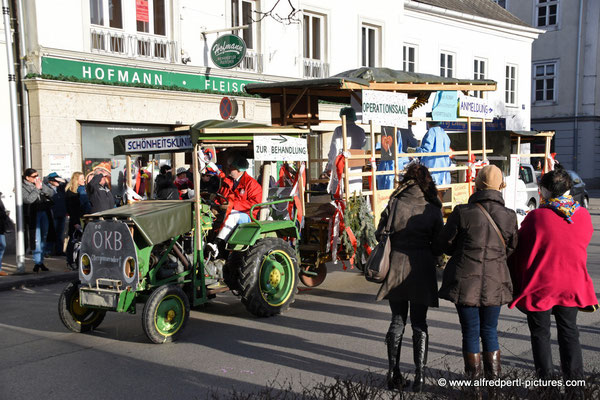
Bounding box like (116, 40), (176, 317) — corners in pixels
(341, 194), (377, 271)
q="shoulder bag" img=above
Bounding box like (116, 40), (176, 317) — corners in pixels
(365, 196), (398, 283)
(475, 203), (506, 248)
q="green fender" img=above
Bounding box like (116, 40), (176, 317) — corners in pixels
(227, 220), (298, 249)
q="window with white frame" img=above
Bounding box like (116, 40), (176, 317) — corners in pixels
(403, 44), (416, 72)
(505, 64), (517, 105)
(303, 12), (328, 78)
(440, 52), (454, 78)
(536, 0), (558, 28)
(473, 58), (486, 98)
(232, 0), (255, 50)
(361, 24), (381, 68)
(534, 62), (556, 102)
(492, 0), (507, 8)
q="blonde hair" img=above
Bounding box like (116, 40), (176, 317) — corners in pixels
(66, 172), (83, 193)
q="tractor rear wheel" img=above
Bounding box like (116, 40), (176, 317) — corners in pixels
(238, 238), (299, 317)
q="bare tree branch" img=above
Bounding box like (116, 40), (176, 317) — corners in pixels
(252, 0), (301, 25)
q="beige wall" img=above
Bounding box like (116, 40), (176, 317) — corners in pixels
(24, 79), (271, 177)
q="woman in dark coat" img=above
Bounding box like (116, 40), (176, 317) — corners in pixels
(509, 168), (597, 386)
(376, 163), (443, 392)
(436, 165), (518, 385)
(65, 172), (87, 270)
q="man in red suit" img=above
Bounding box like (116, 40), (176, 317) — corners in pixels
(208, 157), (263, 257)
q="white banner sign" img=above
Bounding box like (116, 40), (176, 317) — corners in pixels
(48, 154), (71, 178)
(459, 96), (495, 119)
(124, 135), (193, 153)
(362, 90), (408, 128)
(254, 135), (308, 162)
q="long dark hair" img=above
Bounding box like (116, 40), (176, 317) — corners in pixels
(400, 163), (439, 206)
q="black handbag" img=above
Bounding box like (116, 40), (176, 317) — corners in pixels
(365, 196), (397, 283)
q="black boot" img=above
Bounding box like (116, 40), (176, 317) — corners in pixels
(385, 330), (404, 391)
(412, 331), (428, 392)
(483, 350), (501, 399)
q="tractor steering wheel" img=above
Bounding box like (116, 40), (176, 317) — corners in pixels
(199, 192), (229, 207)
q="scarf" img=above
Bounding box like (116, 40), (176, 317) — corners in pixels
(540, 194), (579, 224)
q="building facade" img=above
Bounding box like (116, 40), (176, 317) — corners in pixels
(1, 0), (538, 221)
(505, 0), (600, 185)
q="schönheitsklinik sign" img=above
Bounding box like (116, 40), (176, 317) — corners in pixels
(254, 135), (308, 162)
(459, 96), (494, 119)
(124, 135), (193, 153)
(211, 34), (247, 69)
(362, 90), (408, 129)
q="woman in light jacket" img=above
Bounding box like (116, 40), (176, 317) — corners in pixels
(376, 163), (443, 392)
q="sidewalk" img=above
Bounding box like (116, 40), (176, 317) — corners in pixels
(0, 254), (77, 291)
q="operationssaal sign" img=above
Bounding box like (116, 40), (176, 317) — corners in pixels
(459, 95), (494, 119)
(254, 135), (308, 162)
(362, 90), (408, 129)
(124, 135), (193, 153)
(211, 34), (247, 69)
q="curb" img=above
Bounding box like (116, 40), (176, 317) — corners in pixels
(0, 272), (78, 292)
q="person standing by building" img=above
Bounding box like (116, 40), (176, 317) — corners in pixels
(65, 172), (87, 270)
(407, 119), (451, 185)
(509, 168), (597, 388)
(324, 107), (367, 195)
(22, 168), (55, 272)
(376, 164), (443, 392)
(86, 167), (115, 213)
(0, 194), (8, 276)
(436, 165), (518, 387)
(45, 172), (67, 256)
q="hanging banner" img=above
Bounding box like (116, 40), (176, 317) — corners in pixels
(362, 90), (408, 128)
(432, 91), (458, 121)
(380, 127), (395, 162)
(459, 96), (494, 119)
(124, 135), (193, 153)
(136, 0), (149, 22)
(254, 135), (308, 162)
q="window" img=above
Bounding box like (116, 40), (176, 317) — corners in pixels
(232, 0), (255, 50)
(440, 52), (454, 78)
(536, 0), (558, 27)
(303, 13), (324, 61)
(403, 44), (416, 72)
(534, 62), (556, 102)
(505, 64), (517, 105)
(519, 166), (534, 184)
(473, 58), (486, 98)
(361, 24), (380, 67)
(492, 0), (507, 8)
(90, 0), (123, 51)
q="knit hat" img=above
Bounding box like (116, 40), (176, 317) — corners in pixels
(176, 167), (188, 175)
(475, 165), (505, 191)
(231, 157), (249, 172)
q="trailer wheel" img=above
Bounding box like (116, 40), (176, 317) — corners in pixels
(58, 281), (106, 333)
(299, 262), (327, 287)
(239, 238), (299, 317)
(142, 285), (190, 344)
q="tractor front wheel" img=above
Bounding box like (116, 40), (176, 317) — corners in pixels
(238, 238), (299, 317)
(142, 285), (190, 344)
(58, 281), (106, 333)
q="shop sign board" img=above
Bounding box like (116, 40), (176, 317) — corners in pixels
(136, 0), (149, 22)
(459, 96), (494, 119)
(438, 118), (506, 132)
(41, 57), (255, 95)
(48, 154), (71, 178)
(362, 90), (408, 129)
(432, 91), (458, 121)
(210, 34), (247, 69)
(254, 135), (308, 162)
(124, 135), (193, 153)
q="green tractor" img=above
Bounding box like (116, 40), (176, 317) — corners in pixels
(58, 121), (308, 343)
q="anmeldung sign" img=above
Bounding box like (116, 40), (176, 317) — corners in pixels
(432, 91), (458, 121)
(254, 135), (308, 162)
(124, 135), (193, 153)
(459, 96), (494, 119)
(211, 34), (247, 69)
(362, 90), (408, 128)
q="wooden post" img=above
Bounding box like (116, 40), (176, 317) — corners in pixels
(544, 136), (551, 173)
(392, 126), (399, 186)
(126, 155), (132, 204)
(370, 121), (378, 223)
(341, 115), (350, 203)
(259, 162), (270, 221)
(192, 144), (202, 252)
(298, 161), (305, 221)
(467, 116), (472, 194)
(481, 118), (487, 162)
(517, 136), (521, 158)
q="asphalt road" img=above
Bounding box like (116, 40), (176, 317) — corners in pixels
(1, 197), (600, 399)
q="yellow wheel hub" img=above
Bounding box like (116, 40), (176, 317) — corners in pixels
(166, 309), (176, 323)
(269, 269), (282, 287)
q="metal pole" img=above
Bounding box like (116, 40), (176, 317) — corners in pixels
(3, 0), (25, 273)
(15, 0), (31, 167)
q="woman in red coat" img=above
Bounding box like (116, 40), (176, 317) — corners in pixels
(509, 168), (597, 382)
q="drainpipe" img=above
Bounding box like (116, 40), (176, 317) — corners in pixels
(3, 0), (26, 273)
(573, 0), (583, 171)
(15, 0), (31, 168)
